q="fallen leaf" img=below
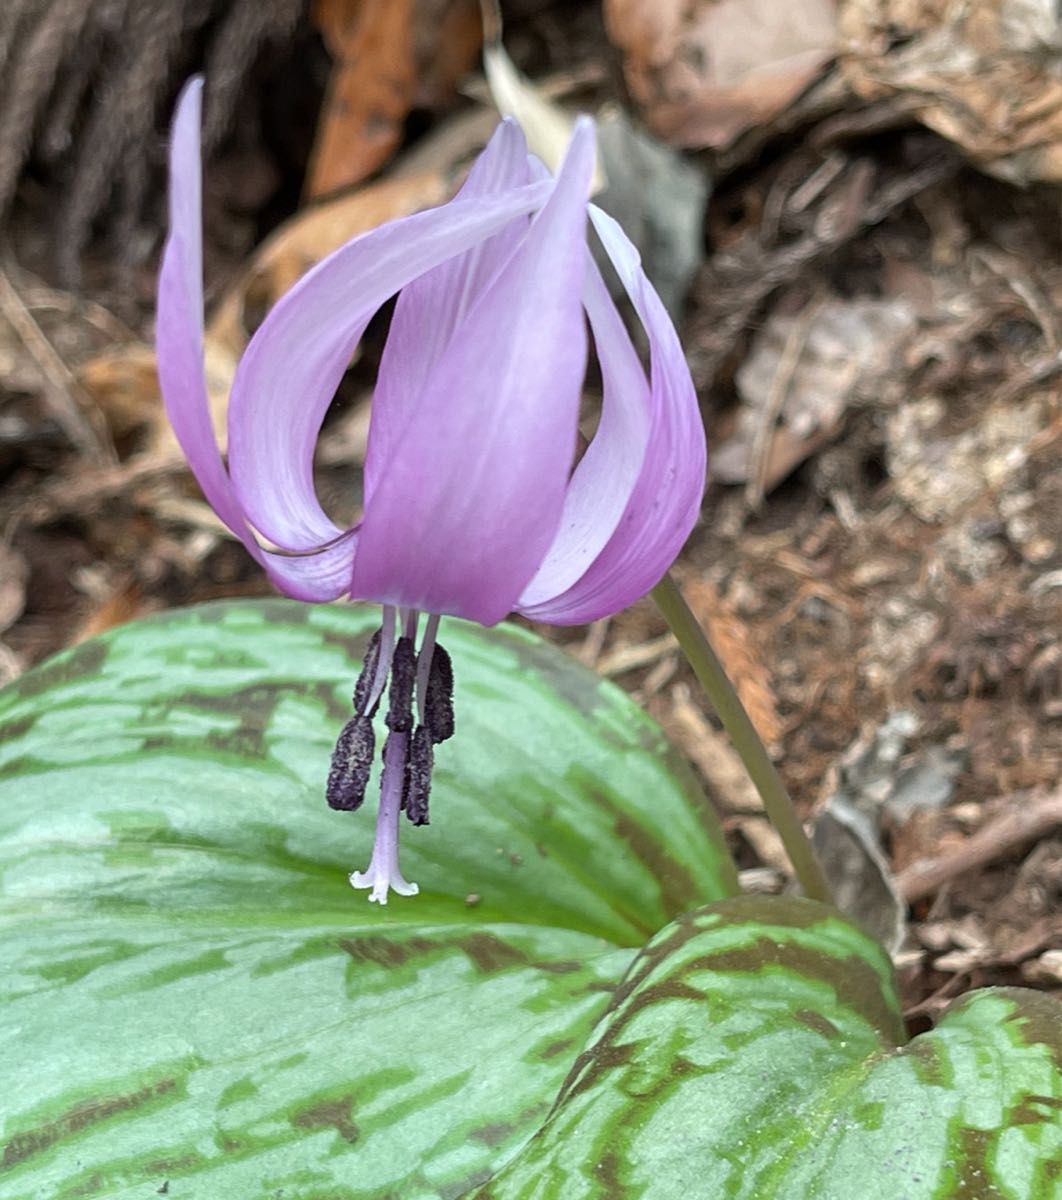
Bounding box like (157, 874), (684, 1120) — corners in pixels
(307, 0), (417, 200)
(813, 798), (906, 953)
(604, 0), (838, 148)
(71, 579), (146, 644)
(712, 294), (918, 492)
(76, 344), (164, 443)
(668, 682), (764, 812)
(680, 574), (784, 748)
(414, 0), (483, 110)
(0, 543), (28, 634)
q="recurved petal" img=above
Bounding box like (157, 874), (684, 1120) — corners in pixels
(366, 119), (533, 500)
(350, 119), (597, 626)
(517, 205), (706, 625)
(157, 79), (262, 566)
(226, 179), (552, 556)
(157, 80), (354, 603)
(517, 249), (651, 608)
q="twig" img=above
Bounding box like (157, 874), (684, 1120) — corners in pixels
(597, 632), (677, 677)
(14, 453), (183, 524)
(897, 788), (1062, 903)
(0, 266), (115, 464)
(745, 294), (823, 509)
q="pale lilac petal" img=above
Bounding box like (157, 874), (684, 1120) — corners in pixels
(366, 119), (533, 499)
(350, 119), (597, 625)
(226, 177), (552, 554)
(517, 250), (651, 606)
(259, 533), (360, 601)
(157, 80), (355, 602)
(157, 79), (262, 566)
(517, 204), (706, 624)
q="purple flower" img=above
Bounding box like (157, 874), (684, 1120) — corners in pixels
(157, 79), (706, 903)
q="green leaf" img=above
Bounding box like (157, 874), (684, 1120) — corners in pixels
(0, 600), (737, 1199)
(481, 897), (1062, 1200)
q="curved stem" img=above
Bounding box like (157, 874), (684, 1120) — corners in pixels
(652, 571), (834, 905)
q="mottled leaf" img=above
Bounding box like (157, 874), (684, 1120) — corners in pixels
(482, 896), (1062, 1200)
(0, 600), (736, 1199)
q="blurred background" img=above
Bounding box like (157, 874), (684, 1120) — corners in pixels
(0, 0), (1059, 1016)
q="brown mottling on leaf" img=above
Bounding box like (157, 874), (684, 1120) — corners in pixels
(0, 714), (36, 744)
(143, 1154), (202, 1175)
(949, 1126), (997, 1200)
(696, 940), (901, 1045)
(560, 1038), (639, 1106)
(2, 1077), (178, 1169)
(1010, 1093), (1062, 1126)
(793, 1008), (841, 1039)
(290, 1094), (359, 1144)
(541, 1037), (575, 1060)
(461, 933), (528, 974)
(530, 958), (582, 975)
(7, 639), (107, 701)
(318, 625), (376, 668)
(338, 934), (435, 968)
(982, 987), (1062, 1074)
(468, 1121), (516, 1147)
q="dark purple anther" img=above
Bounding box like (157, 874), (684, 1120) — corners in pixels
(326, 715), (375, 811)
(404, 726), (434, 826)
(424, 643), (454, 744)
(386, 637), (416, 733)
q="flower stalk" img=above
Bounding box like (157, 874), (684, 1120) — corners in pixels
(652, 571), (834, 906)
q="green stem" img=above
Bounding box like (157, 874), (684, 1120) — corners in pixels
(652, 571), (834, 906)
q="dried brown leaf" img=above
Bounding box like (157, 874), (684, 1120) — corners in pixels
(307, 0), (418, 200)
(680, 575), (784, 747)
(0, 543), (28, 635)
(605, 0), (837, 148)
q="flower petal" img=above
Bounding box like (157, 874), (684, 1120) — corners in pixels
(158, 81), (363, 601)
(517, 249), (651, 607)
(226, 176), (552, 556)
(517, 205), (706, 624)
(366, 119), (533, 500)
(157, 79), (263, 566)
(350, 119), (597, 625)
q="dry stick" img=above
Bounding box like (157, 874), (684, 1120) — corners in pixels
(653, 571), (834, 905)
(745, 293), (823, 510)
(897, 788), (1062, 904)
(0, 266), (115, 464)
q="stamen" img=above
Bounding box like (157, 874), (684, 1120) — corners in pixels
(352, 630), (382, 715)
(413, 612), (441, 723)
(326, 715), (375, 811)
(386, 636), (416, 732)
(404, 725), (434, 825)
(360, 606), (397, 716)
(424, 643), (455, 744)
